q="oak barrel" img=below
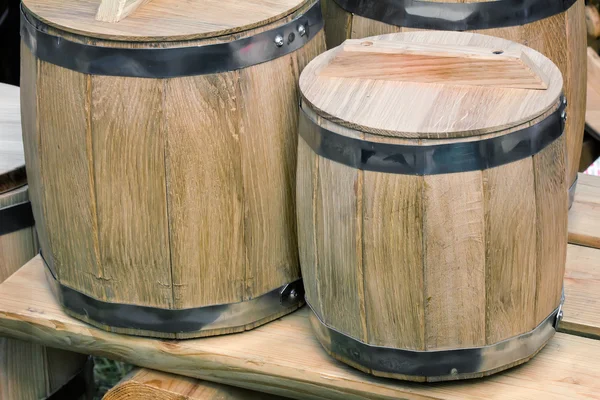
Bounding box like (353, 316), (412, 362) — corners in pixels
(297, 32), (568, 382)
(0, 83), (92, 399)
(20, 0), (325, 338)
(322, 0), (586, 202)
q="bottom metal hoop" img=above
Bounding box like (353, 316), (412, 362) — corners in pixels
(43, 257), (304, 337)
(307, 300), (561, 381)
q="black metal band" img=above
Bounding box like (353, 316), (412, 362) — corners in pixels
(43, 258), (304, 335)
(20, 0), (323, 78)
(332, 0), (577, 31)
(0, 201), (34, 236)
(307, 300), (561, 380)
(299, 100), (565, 175)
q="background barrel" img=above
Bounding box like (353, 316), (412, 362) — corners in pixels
(297, 32), (568, 382)
(0, 82), (92, 399)
(20, 0), (325, 338)
(322, 0), (586, 200)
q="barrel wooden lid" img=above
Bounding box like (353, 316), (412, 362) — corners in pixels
(22, 0), (309, 42)
(300, 31), (563, 139)
(0, 83), (26, 194)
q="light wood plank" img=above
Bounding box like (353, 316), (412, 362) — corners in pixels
(483, 159), (537, 344)
(0, 339), (47, 399)
(560, 244), (600, 339)
(38, 62), (106, 300)
(423, 171), (486, 350)
(238, 54), (300, 299)
(568, 173), (600, 248)
(586, 47), (600, 135)
(533, 136), (568, 324)
(0, 256), (600, 400)
(321, 0), (352, 49)
(165, 74), (245, 308)
(91, 76), (172, 307)
(0, 83), (26, 193)
(95, 0), (152, 22)
(320, 40), (549, 89)
(362, 172), (424, 350)
(104, 369), (284, 399)
(350, 16), (401, 42)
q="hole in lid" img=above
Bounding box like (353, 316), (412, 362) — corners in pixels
(361, 41), (374, 46)
(492, 50), (504, 55)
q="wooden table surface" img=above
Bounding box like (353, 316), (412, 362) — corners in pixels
(0, 250), (598, 400)
(569, 173), (600, 249)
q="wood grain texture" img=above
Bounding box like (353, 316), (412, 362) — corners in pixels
(321, 0), (352, 49)
(91, 76), (172, 308)
(0, 338), (47, 399)
(23, 0), (308, 41)
(351, 16), (401, 41)
(300, 32), (563, 139)
(104, 369), (284, 400)
(423, 171), (486, 350)
(587, 47), (600, 136)
(0, 83), (26, 194)
(533, 135), (568, 324)
(560, 244), (600, 340)
(95, 0), (152, 22)
(362, 172), (424, 350)
(38, 62), (106, 300)
(1, 256), (600, 399)
(320, 40), (549, 89)
(165, 74), (245, 308)
(568, 173), (600, 248)
(565, 0), (587, 186)
(483, 159), (537, 344)
(238, 54), (300, 299)
(20, 43), (54, 273)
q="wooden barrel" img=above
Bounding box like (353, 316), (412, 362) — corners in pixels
(297, 32), (568, 382)
(0, 83), (92, 399)
(20, 0), (325, 339)
(322, 0), (586, 204)
(103, 369), (284, 400)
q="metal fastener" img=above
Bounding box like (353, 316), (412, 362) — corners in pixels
(561, 109), (567, 122)
(288, 32), (296, 43)
(562, 96), (567, 107)
(274, 35), (284, 47)
(450, 368), (458, 376)
(289, 289), (297, 300)
(298, 24), (307, 37)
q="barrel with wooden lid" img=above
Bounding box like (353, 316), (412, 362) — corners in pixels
(322, 0), (585, 205)
(0, 82), (93, 400)
(297, 32), (567, 382)
(20, 0), (325, 338)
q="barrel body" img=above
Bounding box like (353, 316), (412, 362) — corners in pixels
(20, 1), (325, 338)
(322, 0), (586, 197)
(0, 84), (92, 399)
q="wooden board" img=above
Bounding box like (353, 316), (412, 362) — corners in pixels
(587, 47), (600, 136)
(300, 31), (563, 139)
(0, 83), (26, 194)
(561, 244), (600, 340)
(0, 256), (599, 400)
(568, 173), (600, 248)
(104, 369), (283, 399)
(22, 0), (308, 42)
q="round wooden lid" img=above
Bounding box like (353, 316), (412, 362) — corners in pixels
(300, 31), (563, 139)
(0, 83), (26, 194)
(22, 0), (309, 42)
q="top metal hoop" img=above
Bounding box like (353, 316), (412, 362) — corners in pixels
(20, 0), (323, 78)
(332, 0), (577, 31)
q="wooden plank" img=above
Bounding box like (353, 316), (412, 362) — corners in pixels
(569, 173), (600, 248)
(560, 244), (600, 339)
(0, 83), (26, 193)
(533, 136), (568, 324)
(319, 40), (549, 89)
(104, 369), (284, 399)
(164, 74), (245, 308)
(1, 256), (600, 400)
(321, 0), (352, 49)
(96, 0), (152, 22)
(586, 47), (600, 136)
(423, 172), (486, 350)
(483, 159), (537, 344)
(38, 62), (106, 301)
(350, 16), (401, 41)
(362, 172), (424, 350)
(0, 338), (47, 399)
(91, 76), (172, 308)
(238, 54), (300, 299)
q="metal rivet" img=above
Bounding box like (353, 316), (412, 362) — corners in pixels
(562, 96), (568, 107)
(288, 32), (296, 43)
(561, 110), (567, 121)
(274, 35), (284, 47)
(289, 289), (297, 299)
(298, 24), (306, 37)
(450, 368), (458, 376)
(557, 309), (563, 322)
